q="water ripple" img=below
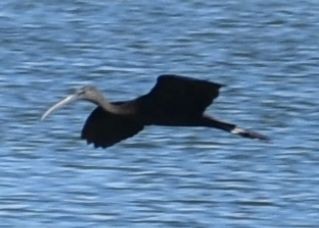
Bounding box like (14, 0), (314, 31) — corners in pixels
(1, 0), (319, 227)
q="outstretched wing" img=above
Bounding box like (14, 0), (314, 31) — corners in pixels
(81, 107), (144, 148)
(139, 75), (224, 118)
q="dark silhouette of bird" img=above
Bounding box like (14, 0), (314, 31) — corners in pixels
(41, 75), (269, 148)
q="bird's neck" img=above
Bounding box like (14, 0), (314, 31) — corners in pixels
(94, 97), (133, 115)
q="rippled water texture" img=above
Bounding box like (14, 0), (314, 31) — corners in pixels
(1, 1), (319, 227)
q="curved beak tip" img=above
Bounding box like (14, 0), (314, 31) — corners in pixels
(40, 94), (79, 121)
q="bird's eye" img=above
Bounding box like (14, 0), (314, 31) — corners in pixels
(76, 88), (86, 95)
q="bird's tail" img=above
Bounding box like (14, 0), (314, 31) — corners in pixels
(202, 115), (269, 141)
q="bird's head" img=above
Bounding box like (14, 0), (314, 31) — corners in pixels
(75, 85), (104, 102)
(41, 85), (104, 120)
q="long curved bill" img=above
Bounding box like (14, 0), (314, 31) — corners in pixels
(41, 93), (79, 120)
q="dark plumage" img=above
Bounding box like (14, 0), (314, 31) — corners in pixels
(81, 106), (144, 148)
(42, 75), (268, 148)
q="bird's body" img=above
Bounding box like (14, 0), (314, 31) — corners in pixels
(42, 75), (269, 148)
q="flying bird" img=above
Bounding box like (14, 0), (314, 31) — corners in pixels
(41, 75), (269, 148)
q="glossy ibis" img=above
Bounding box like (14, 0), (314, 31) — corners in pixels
(41, 75), (268, 148)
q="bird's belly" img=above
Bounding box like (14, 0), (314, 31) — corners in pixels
(142, 115), (202, 127)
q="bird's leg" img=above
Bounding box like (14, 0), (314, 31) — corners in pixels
(201, 115), (269, 141)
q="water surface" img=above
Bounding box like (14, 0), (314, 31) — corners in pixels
(1, 1), (319, 227)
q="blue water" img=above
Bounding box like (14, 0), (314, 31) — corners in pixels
(1, 1), (319, 227)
